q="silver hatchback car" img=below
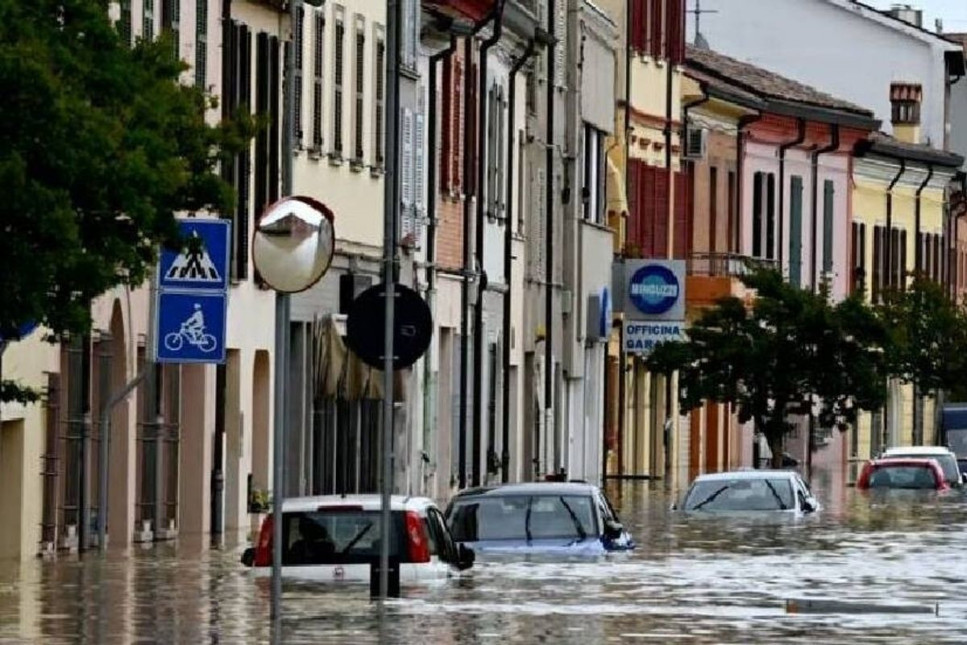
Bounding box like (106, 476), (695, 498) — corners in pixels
(677, 470), (820, 515)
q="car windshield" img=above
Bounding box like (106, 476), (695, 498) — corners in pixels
(867, 465), (939, 490)
(888, 453), (960, 484)
(448, 494), (597, 542)
(682, 478), (795, 512)
(281, 510), (405, 565)
(945, 430), (967, 457)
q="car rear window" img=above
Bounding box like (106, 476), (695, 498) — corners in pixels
(281, 510), (406, 566)
(868, 465), (939, 489)
(888, 453), (960, 484)
(448, 494), (597, 542)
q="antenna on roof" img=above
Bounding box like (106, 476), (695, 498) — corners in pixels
(688, 0), (718, 45)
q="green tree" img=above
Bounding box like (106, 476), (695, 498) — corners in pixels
(0, 0), (253, 401)
(877, 277), (967, 409)
(647, 268), (888, 467)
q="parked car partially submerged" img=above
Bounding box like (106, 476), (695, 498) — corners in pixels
(856, 458), (949, 491)
(677, 470), (819, 515)
(880, 446), (964, 487)
(240, 495), (474, 584)
(445, 482), (635, 555)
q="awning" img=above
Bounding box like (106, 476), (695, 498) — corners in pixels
(311, 315), (405, 403)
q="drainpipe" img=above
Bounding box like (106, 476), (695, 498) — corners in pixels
(915, 164), (935, 275)
(473, 0), (506, 487)
(811, 124), (840, 291)
(544, 0), (557, 479)
(735, 114), (764, 254)
(778, 119), (806, 268)
(883, 158), (906, 450)
(664, 50), (675, 258)
(425, 37), (457, 493)
(459, 18), (490, 490)
(502, 38), (537, 483)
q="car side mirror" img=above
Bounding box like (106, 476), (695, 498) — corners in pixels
(800, 497), (816, 514)
(456, 544), (475, 571)
(603, 519), (624, 540)
(670, 503), (678, 511)
(240, 547), (255, 567)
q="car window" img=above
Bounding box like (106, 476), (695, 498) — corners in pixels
(281, 510), (404, 566)
(683, 478), (795, 512)
(868, 465), (940, 489)
(449, 494), (597, 541)
(426, 508), (455, 561)
(889, 453), (960, 483)
(596, 494), (615, 524)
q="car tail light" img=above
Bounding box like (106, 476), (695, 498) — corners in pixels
(253, 514), (274, 567)
(404, 511), (430, 563)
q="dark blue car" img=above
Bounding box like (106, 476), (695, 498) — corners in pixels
(444, 482), (635, 555)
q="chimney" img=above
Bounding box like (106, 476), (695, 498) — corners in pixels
(887, 4), (923, 28)
(890, 82), (922, 144)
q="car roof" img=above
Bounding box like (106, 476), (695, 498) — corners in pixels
(690, 469), (800, 483)
(883, 446), (955, 456)
(869, 457), (942, 468)
(452, 481), (600, 499)
(280, 494), (435, 513)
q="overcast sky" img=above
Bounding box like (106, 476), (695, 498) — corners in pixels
(865, 0), (967, 34)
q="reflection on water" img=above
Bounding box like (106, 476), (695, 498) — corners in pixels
(2, 477), (967, 644)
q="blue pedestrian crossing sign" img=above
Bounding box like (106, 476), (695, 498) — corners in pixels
(159, 219), (231, 292)
(154, 218), (231, 364)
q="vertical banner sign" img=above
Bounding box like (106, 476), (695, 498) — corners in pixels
(155, 219), (231, 364)
(622, 259), (687, 355)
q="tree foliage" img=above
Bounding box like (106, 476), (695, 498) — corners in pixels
(876, 277), (967, 398)
(646, 268), (889, 466)
(0, 0), (254, 399)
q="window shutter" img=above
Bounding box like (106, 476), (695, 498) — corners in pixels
(766, 173), (776, 260)
(487, 86), (497, 216)
(872, 226), (882, 301)
(194, 0), (207, 87)
(414, 112), (426, 212)
(751, 172), (763, 258)
(143, 0), (155, 41)
(312, 12), (325, 151)
(452, 60), (463, 192)
(555, 2), (566, 87)
(374, 32), (385, 167)
(789, 176), (803, 287)
(496, 89), (506, 218)
(333, 18), (345, 156)
(823, 180), (834, 273)
(650, 0), (664, 59)
(354, 22), (365, 161)
(269, 36), (281, 204)
(899, 229), (908, 290)
(441, 58), (452, 190)
(401, 108), (414, 209)
(162, 0), (180, 58)
(118, 1), (133, 47)
(294, 6), (304, 145)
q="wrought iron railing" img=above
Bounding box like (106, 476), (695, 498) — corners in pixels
(686, 252), (779, 278)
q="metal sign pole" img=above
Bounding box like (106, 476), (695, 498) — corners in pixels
(271, 0), (299, 623)
(379, 0), (401, 603)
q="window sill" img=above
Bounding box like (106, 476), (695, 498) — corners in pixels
(370, 166), (385, 178)
(308, 147), (324, 161)
(350, 159), (365, 172)
(328, 153), (344, 167)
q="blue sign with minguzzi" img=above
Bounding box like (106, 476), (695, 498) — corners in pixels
(624, 259), (685, 321)
(155, 219), (231, 364)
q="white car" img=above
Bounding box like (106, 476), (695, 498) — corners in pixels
(677, 470), (820, 514)
(880, 446), (964, 487)
(240, 495), (474, 584)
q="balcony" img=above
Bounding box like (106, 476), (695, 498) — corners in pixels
(686, 253), (778, 309)
(421, 0), (541, 42)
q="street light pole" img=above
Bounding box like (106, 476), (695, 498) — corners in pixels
(379, 0), (401, 603)
(270, 0), (299, 623)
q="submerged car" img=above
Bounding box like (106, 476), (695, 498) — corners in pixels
(240, 495), (474, 584)
(445, 482), (635, 555)
(880, 446), (964, 487)
(856, 458), (949, 491)
(678, 470), (819, 514)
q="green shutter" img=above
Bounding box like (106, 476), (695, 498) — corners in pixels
(789, 176), (803, 287)
(823, 180), (834, 273)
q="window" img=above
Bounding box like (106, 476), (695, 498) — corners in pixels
(373, 27), (385, 168)
(629, 0), (685, 62)
(223, 20), (252, 280)
(822, 180), (835, 274)
(851, 222), (867, 295)
(727, 170), (736, 253)
(451, 59), (463, 192)
(872, 225), (884, 302)
(401, 0), (418, 70)
(709, 167), (718, 253)
(143, 0), (155, 41)
(311, 10), (325, 152)
(352, 16), (366, 164)
(194, 0), (207, 87)
(293, 6), (305, 146)
(161, 0), (180, 58)
(332, 7), (345, 158)
(789, 175), (804, 287)
(766, 174), (776, 260)
(892, 101), (920, 125)
(583, 125), (606, 224)
(118, 0), (132, 47)
(752, 172), (763, 258)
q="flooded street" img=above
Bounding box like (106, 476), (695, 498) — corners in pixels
(3, 477), (967, 644)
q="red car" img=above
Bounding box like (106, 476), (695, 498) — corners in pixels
(856, 458), (950, 491)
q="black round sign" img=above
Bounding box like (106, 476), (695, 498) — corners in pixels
(345, 282), (433, 371)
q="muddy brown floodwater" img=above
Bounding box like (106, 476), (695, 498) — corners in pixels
(2, 476), (967, 644)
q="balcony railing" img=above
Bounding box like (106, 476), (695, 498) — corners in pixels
(687, 252), (779, 278)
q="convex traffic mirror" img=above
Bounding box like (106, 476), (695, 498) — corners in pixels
(252, 196), (335, 293)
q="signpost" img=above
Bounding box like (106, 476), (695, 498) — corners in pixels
(154, 219), (231, 364)
(622, 259), (687, 356)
